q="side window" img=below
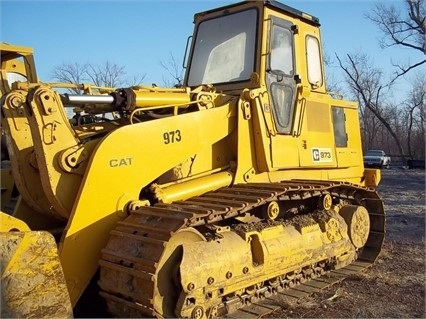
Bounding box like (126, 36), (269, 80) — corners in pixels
(270, 25), (293, 75)
(306, 35), (323, 88)
(332, 106), (347, 147)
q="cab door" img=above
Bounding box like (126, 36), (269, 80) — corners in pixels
(266, 17), (300, 168)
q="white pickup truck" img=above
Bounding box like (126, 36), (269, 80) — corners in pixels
(363, 149), (391, 169)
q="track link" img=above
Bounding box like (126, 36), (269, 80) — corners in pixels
(98, 180), (385, 318)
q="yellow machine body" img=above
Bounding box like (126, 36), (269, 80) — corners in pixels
(0, 1), (384, 318)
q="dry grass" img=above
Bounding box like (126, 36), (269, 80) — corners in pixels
(273, 241), (425, 318)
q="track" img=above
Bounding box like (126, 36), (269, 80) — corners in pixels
(98, 180), (385, 318)
(219, 259), (375, 318)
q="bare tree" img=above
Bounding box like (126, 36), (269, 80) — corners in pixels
(51, 61), (146, 93)
(160, 52), (184, 87)
(336, 52), (406, 157)
(323, 51), (344, 94)
(125, 74), (148, 88)
(85, 61), (126, 88)
(51, 62), (88, 94)
(403, 72), (426, 159)
(366, 0), (425, 82)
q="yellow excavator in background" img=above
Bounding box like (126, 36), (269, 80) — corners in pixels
(1, 1), (385, 318)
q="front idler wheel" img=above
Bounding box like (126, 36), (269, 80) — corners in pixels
(339, 205), (370, 248)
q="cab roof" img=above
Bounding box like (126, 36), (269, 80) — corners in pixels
(194, 0), (320, 26)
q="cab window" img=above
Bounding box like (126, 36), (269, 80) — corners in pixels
(306, 35), (323, 87)
(270, 26), (293, 75)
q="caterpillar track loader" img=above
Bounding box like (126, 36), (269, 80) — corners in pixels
(1, 1), (385, 318)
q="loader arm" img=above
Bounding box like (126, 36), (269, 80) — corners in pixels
(59, 99), (237, 304)
(2, 71), (240, 304)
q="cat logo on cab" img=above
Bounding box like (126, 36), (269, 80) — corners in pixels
(312, 148), (332, 163)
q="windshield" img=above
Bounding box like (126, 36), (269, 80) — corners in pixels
(187, 8), (257, 86)
(365, 150), (383, 156)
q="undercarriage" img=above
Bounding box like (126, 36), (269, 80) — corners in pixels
(98, 180), (385, 318)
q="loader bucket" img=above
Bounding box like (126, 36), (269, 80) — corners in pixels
(0, 228), (73, 318)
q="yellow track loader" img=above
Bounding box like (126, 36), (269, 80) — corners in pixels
(1, 1), (384, 318)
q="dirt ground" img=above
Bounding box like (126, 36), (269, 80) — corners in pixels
(272, 168), (426, 318)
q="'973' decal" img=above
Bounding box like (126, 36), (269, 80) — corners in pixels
(312, 148), (333, 162)
(163, 130), (182, 144)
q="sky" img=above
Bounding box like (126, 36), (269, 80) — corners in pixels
(0, 0), (418, 101)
